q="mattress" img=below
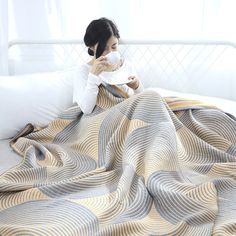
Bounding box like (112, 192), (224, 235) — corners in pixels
(0, 139), (21, 175)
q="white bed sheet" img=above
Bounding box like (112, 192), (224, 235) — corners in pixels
(0, 139), (21, 175)
(147, 87), (236, 117)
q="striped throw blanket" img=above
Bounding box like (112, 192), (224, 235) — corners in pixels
(0, 87), (236, 236)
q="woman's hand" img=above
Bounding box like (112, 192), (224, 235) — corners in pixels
(90, 56), (114, 76)
(127, 76), (140, 90)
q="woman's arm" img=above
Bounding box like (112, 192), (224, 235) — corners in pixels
(121, 78), (144, 97)
(73, 56), (111, 114)
(133, 80), (144, 94)
(123, 61), (144, 96)
(73, 66), (102, 114)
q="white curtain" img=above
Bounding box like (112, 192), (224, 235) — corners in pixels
(8, 0), (236, 41)
(0, 0), (8, 75)
(8, 0), (132, 40)
(6, 0), (236, 75)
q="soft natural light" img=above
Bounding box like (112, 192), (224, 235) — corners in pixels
(1, 0), (236, 75)
(1, 3), (236, 233)
(7, 0), (236, 41)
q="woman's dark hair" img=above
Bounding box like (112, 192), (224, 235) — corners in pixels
(84, 17), (120, 58)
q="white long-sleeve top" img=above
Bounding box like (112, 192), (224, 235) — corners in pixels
(73, 61), (144, 114)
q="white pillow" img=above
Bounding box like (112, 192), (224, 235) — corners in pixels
(0, 68), (79, 140)
(147, 87), (236, 117)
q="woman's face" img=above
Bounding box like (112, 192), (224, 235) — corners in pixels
(102, 36), (119, 56)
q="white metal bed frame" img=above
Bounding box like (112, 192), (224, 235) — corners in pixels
(8, 39), (236, 101)
(8, 39), (236, 48)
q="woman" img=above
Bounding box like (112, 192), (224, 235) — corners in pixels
(73, 17), (144, 114)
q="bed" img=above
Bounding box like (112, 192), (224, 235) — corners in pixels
(0, 40), (236, 235)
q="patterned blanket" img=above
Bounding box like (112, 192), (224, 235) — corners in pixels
(0, 87), (236, 236)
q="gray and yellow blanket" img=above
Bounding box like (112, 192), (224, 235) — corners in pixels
(0, 87), (236, 236)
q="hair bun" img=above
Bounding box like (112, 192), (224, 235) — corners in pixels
(88, 48), (94, 56)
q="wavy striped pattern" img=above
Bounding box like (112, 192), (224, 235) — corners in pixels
(1, 87), (236, 235)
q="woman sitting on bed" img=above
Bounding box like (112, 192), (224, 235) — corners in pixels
(73, 17), (144, 114)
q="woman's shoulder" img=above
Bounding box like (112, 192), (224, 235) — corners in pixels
(75, 63), (90, 73)
(72, 63), (91, 79)
(72, 63), (91, 85)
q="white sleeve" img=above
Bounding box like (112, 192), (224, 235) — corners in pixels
(120, 80), (144, 97)
(133, 81), (144, 94)
(119, 60), (144, 96)
(73, 65), (102, 114)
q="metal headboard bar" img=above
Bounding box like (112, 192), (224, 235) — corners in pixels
(7, 38), (236, 101)
(8, 39), (236, 49)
